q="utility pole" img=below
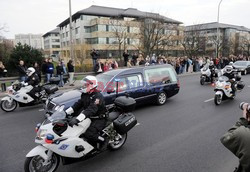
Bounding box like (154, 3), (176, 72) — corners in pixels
(69, 0), (74, 61)
(216, 0), (223, 58)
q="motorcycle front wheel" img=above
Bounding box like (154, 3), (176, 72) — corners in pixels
(200, 78), (205, 85)
(0, 99), (18, 112)
(214, 95), (222, 105)
(108, 133), (127, 151)
(24, 154), (60, 172)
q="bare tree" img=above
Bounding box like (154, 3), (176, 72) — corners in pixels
(0, 23), (8, 41)
(239, 37), (250, 56)
(181, 24), (206, 58)
(138, 16), (177, 56)
(109, 18), (129, 59)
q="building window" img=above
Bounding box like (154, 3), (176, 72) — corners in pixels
(106, 37), (109, 44)
(75, 27), (79, 34)
(84, 25), (98, 33)
(52, 45), (60, 48)
(66, 32), (68, 37)
(86, 38), (98, 44)
(76, 39), (80, 44)
(106, 25), (109, 32)
(127, 38), (130, 45)
(52, 39), (60, 43)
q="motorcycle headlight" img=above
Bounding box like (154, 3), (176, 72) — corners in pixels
(217, 82), (223, 87)
(37, 129), (47, 139)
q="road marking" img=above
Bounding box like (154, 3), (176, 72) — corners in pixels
(136, 123), (141, 126)
(248, 85), (250, 88)
(204, 98), (214, 103)
(38, 109), (44, 111)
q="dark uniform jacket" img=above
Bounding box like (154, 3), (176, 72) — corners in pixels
(72, 91), (106, 118)
(223, 72), (235, 80)
(221, 118), (250, 172)
(25, 73), (40, 86)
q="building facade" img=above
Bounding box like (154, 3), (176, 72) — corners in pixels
(15, 34), (44, 49)
(43, 28), (61, 60)
(57, 5), (184, 64)
(185, 22), (250, 57)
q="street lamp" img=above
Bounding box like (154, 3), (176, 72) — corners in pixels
(216, 0), (223, 58)
(69, 0), (74, 61)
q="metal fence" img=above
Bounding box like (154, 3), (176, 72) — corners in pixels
(0, 72), (95, 92)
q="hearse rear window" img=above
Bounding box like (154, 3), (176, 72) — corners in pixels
(144, 67), (177, 85)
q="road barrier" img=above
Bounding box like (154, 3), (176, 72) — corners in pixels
(0, 72), (95, 92)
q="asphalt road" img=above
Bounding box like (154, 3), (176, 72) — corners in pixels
(1, 73), (250, 172)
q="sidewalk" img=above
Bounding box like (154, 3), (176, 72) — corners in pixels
(0, 72), (200, 98)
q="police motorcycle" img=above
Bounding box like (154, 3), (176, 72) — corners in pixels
(200, 62), (218, 85)
(0, 80), (58, 112)
(214, 67), (244, 105)
(24, 95), (137, 172)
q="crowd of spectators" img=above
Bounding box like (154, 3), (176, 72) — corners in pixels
(121, 51), (250, 74)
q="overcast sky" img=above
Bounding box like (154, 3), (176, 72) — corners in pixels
(0, 0), (249, 39)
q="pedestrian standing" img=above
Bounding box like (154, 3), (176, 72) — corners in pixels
(90, 49), (99, 71)
(41, 58), (48, 83)
(46, 58), (54, 83)
(34, 62), (41, 81)
(123, 50), (129, 67)
(56, 62), (64, 87)
(132, 53), (138, 66)
(67, 60), (75, 86)
(0, 61), (7, 77)
(16, 60), (27, 82)
(0, 61), (7, 91)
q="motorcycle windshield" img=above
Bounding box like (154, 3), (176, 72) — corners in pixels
(218, 76), (229, 82)
(48, 111), (66, 122)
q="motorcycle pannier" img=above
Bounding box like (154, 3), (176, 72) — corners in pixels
(44, 84), (59, 94)
(113, 113), (137, 135)
(114, 96), (136, 112)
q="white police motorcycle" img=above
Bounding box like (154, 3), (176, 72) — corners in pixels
(0, 80), (58, 112)
(200, 64), (217, 85)
(214, 70), (244, 105)
(24, 96), (137, 172)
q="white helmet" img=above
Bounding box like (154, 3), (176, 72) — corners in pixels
(229, 62), (234, 66)
(81, 75), (98, 93)
(225, 66), (233, 74)
(26, 67), (36, 76)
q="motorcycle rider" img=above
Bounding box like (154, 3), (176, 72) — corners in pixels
(209, 61), (216, 82)
(23, 67), (41, 101)
(222, 65), (237, 96)
(221, 102), (250, 172)
(65, 75), (108, 150)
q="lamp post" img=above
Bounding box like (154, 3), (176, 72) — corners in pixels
(69, 0), (74, 61)
(216, 0), (223, 58)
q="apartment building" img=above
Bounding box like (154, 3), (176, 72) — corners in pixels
(43, 28), (61, 60)
(186, 22), (250, 57)
(57, 5), (184, 64)
(15, 34), (44, 49)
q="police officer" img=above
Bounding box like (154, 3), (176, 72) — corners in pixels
(65, 75), (107, 150)
(223, 65), (237, 95)
(209, 61), (216, 82)
(23, 67), (40, 101)
(221, 102), (250, 172)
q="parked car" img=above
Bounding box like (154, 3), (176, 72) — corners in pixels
(233, 61), (250, 75)
(45, 64), (180, 115)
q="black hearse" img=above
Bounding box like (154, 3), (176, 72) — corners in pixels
(45, 64), (180, 113)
